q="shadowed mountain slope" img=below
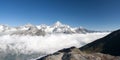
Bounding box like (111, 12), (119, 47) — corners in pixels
(80, 29), (120, 56)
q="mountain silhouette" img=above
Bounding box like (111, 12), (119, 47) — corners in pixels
(80, 29), (120, 56)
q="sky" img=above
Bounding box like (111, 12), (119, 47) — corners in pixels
(0, 0), (120, 31)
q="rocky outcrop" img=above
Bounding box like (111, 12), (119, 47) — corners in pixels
(37, 47), (120, 60)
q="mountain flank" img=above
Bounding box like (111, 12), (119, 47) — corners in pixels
(80, 29), (120, 56)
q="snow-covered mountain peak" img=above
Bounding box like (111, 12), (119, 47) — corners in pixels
(79, 26), (84, 29)
(52, 21), (70, 28)
(0, 24), (10, 32)
(16, 23), (36, 31)
(24, 23), (35, 27)
(52, 21), (65, 27)
(0, 24), (8, 28)
(54, 21), (62, 26)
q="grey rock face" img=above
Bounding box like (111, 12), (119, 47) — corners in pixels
(37, 47), (120, 60)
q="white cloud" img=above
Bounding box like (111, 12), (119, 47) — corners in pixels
(0, 32), (110, 60)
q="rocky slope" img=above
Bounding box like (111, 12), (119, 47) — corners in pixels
(37, 47), (120, 60)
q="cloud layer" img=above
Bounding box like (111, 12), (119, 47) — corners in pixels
(0, 33), (109, 60)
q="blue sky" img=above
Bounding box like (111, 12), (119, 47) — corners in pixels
(0, 0), (120, 31)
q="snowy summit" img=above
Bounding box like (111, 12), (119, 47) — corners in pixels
(0, 21), (99, 36)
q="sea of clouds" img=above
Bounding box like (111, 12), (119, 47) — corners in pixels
(0, 32), (110, 60)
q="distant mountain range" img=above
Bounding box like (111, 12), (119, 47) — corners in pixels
(0, 21), (106, 36)
(37, 29), (120, 60)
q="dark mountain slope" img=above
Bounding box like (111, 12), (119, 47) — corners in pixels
(80, 29), (120, 56)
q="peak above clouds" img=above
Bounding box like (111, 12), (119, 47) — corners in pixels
(53, 21), (62, 26)
(0, 21), (107, 36)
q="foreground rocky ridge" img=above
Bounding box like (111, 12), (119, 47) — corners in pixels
(37, 47), (120, 60)
(37, 29), (120, 60)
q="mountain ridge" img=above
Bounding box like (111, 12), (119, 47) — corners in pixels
(0, 21), (104, 36)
